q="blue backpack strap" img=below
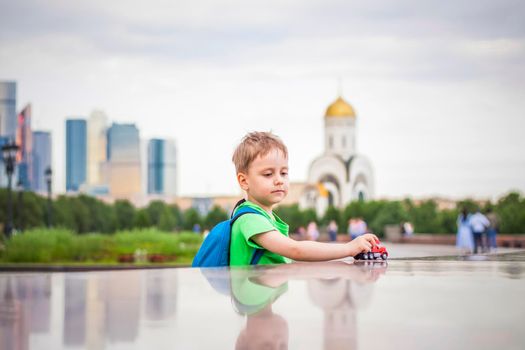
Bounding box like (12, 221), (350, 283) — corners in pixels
(231, 206), (266, 265)
(250, 248), (265, 265)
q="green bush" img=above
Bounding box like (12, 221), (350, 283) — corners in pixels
(497, 192), (525, 233)
(369, 201), (408, 236)
(71, 234), (114, 261)
(0, 228), (202, 264)
(3, 228), (75, 263)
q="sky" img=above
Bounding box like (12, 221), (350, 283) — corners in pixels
(1, 0), (524, 200)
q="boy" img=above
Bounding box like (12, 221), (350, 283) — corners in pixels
(230, 131), (379, 266)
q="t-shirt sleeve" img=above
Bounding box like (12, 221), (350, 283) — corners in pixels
(234, 213), (275, 249)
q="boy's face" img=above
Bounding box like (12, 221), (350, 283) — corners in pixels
(237, 313), (289, 350)
(237, 148), (289, 212)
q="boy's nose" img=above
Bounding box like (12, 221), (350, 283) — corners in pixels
(274, 175), (284, 185)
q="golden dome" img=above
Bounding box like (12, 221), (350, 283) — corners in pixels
(325, 96), (356, 118)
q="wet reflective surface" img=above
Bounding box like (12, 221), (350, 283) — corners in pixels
(1, 251), (525, 350)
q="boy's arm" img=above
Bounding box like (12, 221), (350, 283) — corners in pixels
(252, 230), (378, 262)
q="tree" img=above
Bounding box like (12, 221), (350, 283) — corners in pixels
(69, 197), (91, 233)
(407, 200), (441, 233)
(369, 201), (408, 236)
(170, 204), (183, 230)
(159, 206), (177, 232)
(438, 208), (458, 234)
(134, 209), (151, 229)
(146, 200), (166, 227)
(204, 206), (228, 229)
(52, 196), (75, 230)
(51, 196), (90, 233)
(321, 205), (340, 226)
(274, 204), (303, 233)
(76, 194), (116, 233)
(496, 192), (525, 234)
(17, 191), (45, 230)
(0, 189), (46, 231)
(343, 200), (384, 230)
(302, 208), (318, 226)
(183, 208), (201, 231)
(456, 199), (479, 214)
(114, 200), (136, 230)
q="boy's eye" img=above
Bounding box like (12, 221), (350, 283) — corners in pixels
(281, 171), (288, 177)
(263, 173), (272, 177)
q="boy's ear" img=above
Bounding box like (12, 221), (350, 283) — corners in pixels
(237, 172), (249, 191)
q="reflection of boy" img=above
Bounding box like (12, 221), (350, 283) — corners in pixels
(231, 268), (289, 350)
(235, 308), (288, 350)
(230, 132), (378, 266)
(230, 268), (288, 315)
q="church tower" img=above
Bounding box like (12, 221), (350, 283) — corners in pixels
(324, 96), (356, 160)
(301, 93), (374, 217)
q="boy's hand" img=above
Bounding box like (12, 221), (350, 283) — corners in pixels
(347, 233), (379, 257)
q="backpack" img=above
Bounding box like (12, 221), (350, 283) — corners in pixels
(192, 201), (265, 268)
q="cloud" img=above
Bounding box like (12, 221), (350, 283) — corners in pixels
(1, 0), (524, 198)
(2, 0), (524, 84)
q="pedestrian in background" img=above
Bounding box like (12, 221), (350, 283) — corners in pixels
(469, 208), (490, 254)
(456, 208), (473, 254)
(486, 208), (500, 252)
(348, 217), (367, 240)
(327, 220), (338, 242)
(306, 221), (320, 241)
(402, 221), (414, 237)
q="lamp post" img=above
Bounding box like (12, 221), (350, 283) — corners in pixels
(45, 166), (52, 228)
(16, 179), (24, 232)
(1, 141), (19, 238)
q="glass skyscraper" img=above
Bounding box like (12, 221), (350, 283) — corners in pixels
(106, 123), (141, 198)
(0, 81), (17, 187)
(0, 81), (17, 139)
(66, 119), (87, 192)
(147, 138), (177, 196)
(0, 136), (10, 187)
(17, 104), (32, 189)
(32, 131), (52, 192)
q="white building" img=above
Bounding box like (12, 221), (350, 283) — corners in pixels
(87, 110), (108, 186)
(300, 95), (374, 217)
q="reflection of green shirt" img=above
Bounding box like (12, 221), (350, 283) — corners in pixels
(230, 201), (290, 266)
(230, 268), (288, 315)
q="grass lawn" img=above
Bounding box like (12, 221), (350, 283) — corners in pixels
(0, 228), (202, 267)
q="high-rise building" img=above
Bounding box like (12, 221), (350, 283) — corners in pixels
(0, 82), (17, 187)
(0, 136), (10, 187)
(66, 119), (87, 192)
(0, 81), (17, 139)
(16, 104), (32, 189)
(106, 123), (141, 198)
(32, 131), (52, 192)
(147, 138), (177, 196)
(87, 110), (107, 185)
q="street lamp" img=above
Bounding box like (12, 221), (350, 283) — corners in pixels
(16, 179), (24, 232)
(45, 166), (52, 228)
(1, 141), (19, 238)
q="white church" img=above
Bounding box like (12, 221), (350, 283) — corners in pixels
(299, 95), (375, 217)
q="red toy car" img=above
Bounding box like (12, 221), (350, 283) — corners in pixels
(354, 243), (388, 260)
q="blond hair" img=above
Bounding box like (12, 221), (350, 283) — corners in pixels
(232, 131), (288, 173)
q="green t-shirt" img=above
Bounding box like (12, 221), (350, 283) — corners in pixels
(230, 268), (288, 315)
(230, 201), (290, 266)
